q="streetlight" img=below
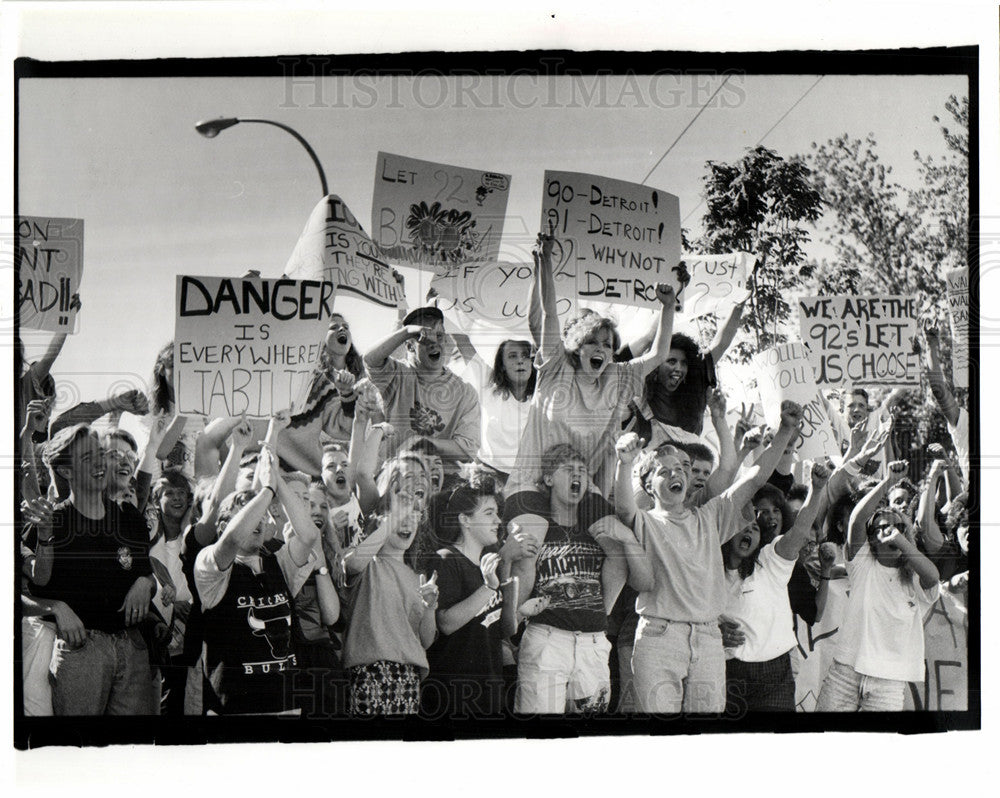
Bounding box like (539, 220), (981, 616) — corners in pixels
(195, 117), (329, 196)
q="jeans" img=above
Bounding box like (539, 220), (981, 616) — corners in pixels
(631, 616), (725, 713)
(23, 617), (56, 716)
(515, 624), (612, 713)
(50, 628), (155, 716)
(816, 659), (906, 712)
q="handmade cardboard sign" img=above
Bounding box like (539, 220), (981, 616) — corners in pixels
(173, 275), (334, 418)
(945, 267), (969, 389)
(286, 194), (404, 308)
(371, 152), (510, 270)
(539, 170), (681, 307)
(799, 295), (920, 387)
(753, 341), (839, 461)
(16, 216), (84, 333)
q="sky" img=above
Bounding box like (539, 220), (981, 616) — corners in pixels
(16, 71), (966, 414)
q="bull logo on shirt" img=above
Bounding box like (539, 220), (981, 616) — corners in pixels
(245, 602), (292, 659)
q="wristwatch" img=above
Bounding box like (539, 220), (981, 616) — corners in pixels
(317, 566), (329, 576)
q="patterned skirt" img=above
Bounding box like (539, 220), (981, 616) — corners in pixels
(348, 661), (421, 716)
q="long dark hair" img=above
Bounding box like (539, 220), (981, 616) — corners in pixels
(490, 340), (536, 400)
(644, 332), (705, 431)
(290, 319), (366, 428)
(150, 342), (175, 414)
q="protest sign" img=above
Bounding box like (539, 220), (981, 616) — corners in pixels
(539, 171), (681, 308)
(371, 152), (510, 270)
(173, 275), (334, 419)
(679, 251), (752, 317)
(285, 194), (404, 308)
(904, 586), (969, 711)
(429, 259), (577, 336)
(799, 295), (920, 387)
(946, 267), (969, 389)
(16, 216), (84, 333)
(752, 342), (839, 461)
(793, 578), (850, 712)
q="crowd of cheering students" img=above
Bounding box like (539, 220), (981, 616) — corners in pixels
(17, 232), (970, 717)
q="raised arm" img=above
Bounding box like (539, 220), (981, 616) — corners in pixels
(726, 402), (802, 509)
(708, 300), (745, 363)
(535, 227), (562, 363)
(917, 460), (946, 557)
(349, 410), (387, 515)
(846, 460), (908, 561)
(775, 464), (829, 560)
(622, 311), (660, 359)
(364, 324), (425, 370)
(703, 390), (741, 500)
(632, 284), (677, 378)
(614, 432), (645, 527)
(194, 414), (247, 480)
(923, 327), (960, 427)
(207, 482), (275, 573)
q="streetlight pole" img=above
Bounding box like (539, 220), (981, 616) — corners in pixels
(195, 117), (329, 196)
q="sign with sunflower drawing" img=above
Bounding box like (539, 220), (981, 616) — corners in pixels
(371, 152), (511, 270)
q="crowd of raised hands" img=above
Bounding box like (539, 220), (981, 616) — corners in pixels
(17, 234), (970, 718)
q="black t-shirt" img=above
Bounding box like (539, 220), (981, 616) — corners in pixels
(30, 499), (154, 633)
(531, 516), (608, 634)
(425, 547), (505, 716)
(201, 553), (297, 715)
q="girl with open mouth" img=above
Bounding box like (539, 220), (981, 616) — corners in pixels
(817, 460), (941, 712)
(720, 463), (829, 712)
(339, 455), (438, 716)
(504, 226), (677, 567)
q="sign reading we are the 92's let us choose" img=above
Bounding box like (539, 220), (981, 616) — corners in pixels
(173, 275), (334, 419)
(798, 295), (921, 387)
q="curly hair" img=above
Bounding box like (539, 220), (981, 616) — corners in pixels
(752, 483), (793, 534)
(562, 315), (621, 370)
(644, 332), (706, 432)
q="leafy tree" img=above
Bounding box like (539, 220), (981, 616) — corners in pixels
(805, 94), (968, 328)
(696, 146), (822, 360)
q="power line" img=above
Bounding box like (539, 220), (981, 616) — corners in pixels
(640, 74), (732, 186)
(681, 75), (826, 225)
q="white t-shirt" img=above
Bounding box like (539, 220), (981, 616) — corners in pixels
(833, 545), (939, 682)
(723, 538), (797, 662)
(948, 407), (970, 484)
(460, 354), (532, 474)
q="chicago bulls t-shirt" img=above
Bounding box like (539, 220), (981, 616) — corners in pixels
(195, 547), (299, 715)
